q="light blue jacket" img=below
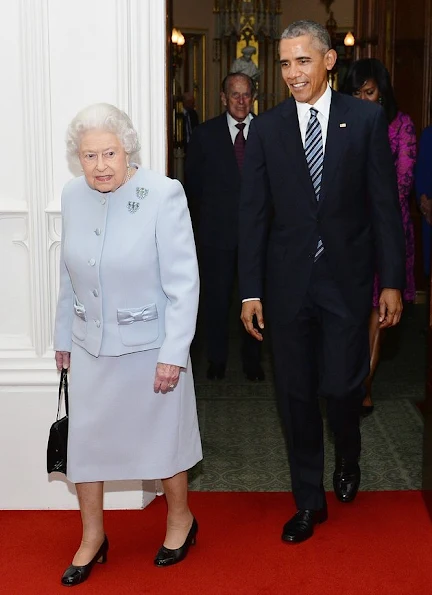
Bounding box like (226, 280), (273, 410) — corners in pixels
(54, 166), (199, 368)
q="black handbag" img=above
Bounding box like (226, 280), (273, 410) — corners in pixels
(47, 368), (69, 474)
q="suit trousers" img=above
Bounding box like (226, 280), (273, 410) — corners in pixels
(270, 254), (369, 510)
(200, 245), (261, 367)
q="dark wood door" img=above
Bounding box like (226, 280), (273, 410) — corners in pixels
(355, 0), (432, 292)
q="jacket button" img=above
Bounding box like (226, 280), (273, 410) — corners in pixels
(92, 289), (99, 297)
(94, 228), (101, 235)
(101, 198), (106, 205)
(88, 258), (96, 266)
(95, 320), (101, 328)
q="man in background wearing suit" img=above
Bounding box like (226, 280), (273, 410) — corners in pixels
(239, 21), (405, 543)
(186, 73), (264, 381)
(182, 91), (199, 152)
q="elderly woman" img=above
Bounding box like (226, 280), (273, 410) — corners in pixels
(343, 58), (417, 416)
(54, 103), (202, 586)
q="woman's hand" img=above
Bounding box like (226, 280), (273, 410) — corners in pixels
(420, 194), (432, 224)
(154, 363), (180, 393)
(55, 351), (70, 371)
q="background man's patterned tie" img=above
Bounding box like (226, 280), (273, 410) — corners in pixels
(234, 122), (246, 170)
(305, 107), (324, 260)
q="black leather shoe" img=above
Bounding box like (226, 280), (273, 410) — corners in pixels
(61, 536), (109, 587)
(206, 362), (225, 380)
(243, 363), (265, 381)
(154, 518), (198, 567)
(333, 458), (361, 503)
(281, 508), (328, 544)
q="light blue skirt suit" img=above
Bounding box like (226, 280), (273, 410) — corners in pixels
(54, 166), (202, 482)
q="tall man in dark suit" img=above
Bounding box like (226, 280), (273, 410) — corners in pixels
(186, 73), (264, 381)
(239, 21), (405, 543)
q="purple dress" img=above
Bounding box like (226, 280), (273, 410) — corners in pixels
(373, 111), (417, 306)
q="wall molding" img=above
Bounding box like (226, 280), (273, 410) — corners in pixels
(19, 0), (54, 359)
(116, 0), (167, 173)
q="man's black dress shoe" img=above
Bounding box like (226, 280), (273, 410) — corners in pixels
(281, 508), (328, 544)
(61, 536), (109, 587)
(206, 362), (225, 380)
(333, 458), (361, 503)
(243, 363), (265, 381)
(154, 518), (198, 567)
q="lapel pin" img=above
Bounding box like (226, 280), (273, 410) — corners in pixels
(127, 201), (140, 214)
(136, 187), (149, 200)
(339, 123), (347, 128)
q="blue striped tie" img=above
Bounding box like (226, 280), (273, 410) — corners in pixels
(305, 107), (324, 260)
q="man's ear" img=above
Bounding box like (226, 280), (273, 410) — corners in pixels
(325, 49), (337, 71)
(220, 91), (227, 107)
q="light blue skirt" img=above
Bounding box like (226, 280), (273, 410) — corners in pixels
(66, 344), (202, 483)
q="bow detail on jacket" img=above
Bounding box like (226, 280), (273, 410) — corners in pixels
(117, 304), (158, 325)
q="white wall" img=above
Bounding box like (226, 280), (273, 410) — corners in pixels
(0, 0), (166, 509)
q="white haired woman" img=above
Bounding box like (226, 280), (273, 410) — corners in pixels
(54, 103), (202, 586)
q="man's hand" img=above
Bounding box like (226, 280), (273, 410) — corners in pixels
(55, 351), (70, 371)
(154, 362), (181, 393)
(378, 289), (403, 328)
(240, 300), (264, 341)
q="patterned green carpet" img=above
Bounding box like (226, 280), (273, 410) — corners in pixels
(189, 304), (426, 492)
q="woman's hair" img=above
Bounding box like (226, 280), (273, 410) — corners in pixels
(66, 103), (141, 162)
(280, 20), (331, 55)
(342, 58), (398, 124)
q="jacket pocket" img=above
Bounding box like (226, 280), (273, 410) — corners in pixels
(72, 296), (87, 341)
(117, 303), (159, 347)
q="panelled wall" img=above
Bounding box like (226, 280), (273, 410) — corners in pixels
(172, 0), (354, 120)
(355, 0), (432, 290)
(0, 0), (166, 509)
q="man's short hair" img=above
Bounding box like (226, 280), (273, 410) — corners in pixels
(280, 20), (332, 55)
(221, 73), (255, 96)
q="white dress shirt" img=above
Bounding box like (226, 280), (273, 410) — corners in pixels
(295, 84), (332, 151)
(227, 112), (253, 143)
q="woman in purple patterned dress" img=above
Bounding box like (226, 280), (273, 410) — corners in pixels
(344, 59), (416, 415)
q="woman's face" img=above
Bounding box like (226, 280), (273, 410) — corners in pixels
(79, 130), (128, 193)
(352, 78), (380, 103)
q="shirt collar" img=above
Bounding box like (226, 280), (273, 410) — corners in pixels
(226, 111), (253, 129)
(295, 84), (332, 121)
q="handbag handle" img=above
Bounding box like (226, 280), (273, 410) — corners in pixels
(56, 368), (69, 420)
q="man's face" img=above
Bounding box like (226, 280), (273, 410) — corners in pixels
(221, 76), (253, 122)
(183, 92), (195, 110)
(279, 35), (336, 105)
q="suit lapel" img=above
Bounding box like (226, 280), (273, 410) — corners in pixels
(320, 91), (350, 203)
(280, 98), (316, 206)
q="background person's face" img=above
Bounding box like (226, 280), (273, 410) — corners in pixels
(352, 78), (380, 103)
(221, 77), (253, 122)
(279, 35), (336, 105)
(79, 130), (128, 193)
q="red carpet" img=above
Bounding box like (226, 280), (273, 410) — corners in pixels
(1, 491), (431, 595)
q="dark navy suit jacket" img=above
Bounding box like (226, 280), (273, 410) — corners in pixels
(185, 113), (248, 250)
(238, 91), (405, 324)
(415, 125), (432, 276)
